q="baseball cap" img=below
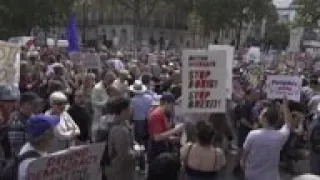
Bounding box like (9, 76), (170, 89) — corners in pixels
(27, 114), (60, 137)
(160, 92), (175, 104)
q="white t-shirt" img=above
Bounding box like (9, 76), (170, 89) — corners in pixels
(18, 143), (47, 180)
(293, 174), (320, 180)
(243, 125), (290, 180)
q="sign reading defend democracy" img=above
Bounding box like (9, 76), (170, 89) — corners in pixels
(182, 50), (227, 113)
(27, 143), (105, 180)
(266, 75), (302, 102)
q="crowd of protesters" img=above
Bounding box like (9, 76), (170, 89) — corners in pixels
(0, 44), (320, 180)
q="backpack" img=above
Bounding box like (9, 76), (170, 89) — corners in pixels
(310, 120), (320, 153)
(96, 115), (117, 167)
(0, 150), (40, 180)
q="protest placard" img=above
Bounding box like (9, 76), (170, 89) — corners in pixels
(27, 143), (105, 180)
(70, 52), (101, 72)
(0, 42), (20, 86)
(266, 75), (302, 102)
(208, 45), (234, 99)
(246, 46), (261, 63)
(182, 50), (227, 113)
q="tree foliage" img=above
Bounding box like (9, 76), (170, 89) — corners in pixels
(188, 0), (273, 45)
(293, 0), (320, 27)
(112, 0), (162, 25)
(0, 0), (74, 39)
(192, 0), (236, 35)
(265, 23), (290, 50)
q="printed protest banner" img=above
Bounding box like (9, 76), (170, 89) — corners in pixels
(70, 52), (101, 72)
(266, 75), (302, 102)
(208, 45), (234, 99)
(27, 143), (105, 180)
(182, 50), (227, 113)
(246, 46), (261, 63)
(0, 42), (20, 86)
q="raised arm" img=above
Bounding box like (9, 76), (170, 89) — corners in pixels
(283, 97), (293, 129)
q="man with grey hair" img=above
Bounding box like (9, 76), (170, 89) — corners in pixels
(46, 91), (80, 152)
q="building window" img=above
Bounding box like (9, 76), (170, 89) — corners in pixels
(111, 28), (116, 37)
(180, 35), (184, 44)
(87, 12), (92, 21)
(96, 11), (99, 20)
(225, 30), (230, 39)
(101, 28), (106, 34)
(103, 12), (107, 20)
(186, 40), (190, 47)
(120, 28), (128, 43)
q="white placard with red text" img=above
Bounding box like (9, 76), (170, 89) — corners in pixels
(208, 45), (234, 99)
(27, 143), (105, 180)
(266, 75), (302, 102)
(182, 50), (227, 113)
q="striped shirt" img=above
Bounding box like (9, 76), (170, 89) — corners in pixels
(7, 111), (29, 156)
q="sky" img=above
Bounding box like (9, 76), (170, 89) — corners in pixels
(273, 0), (292, 8)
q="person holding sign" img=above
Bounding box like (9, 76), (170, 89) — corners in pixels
(147, 93), (184, 163)
(241, 97), (294, 180)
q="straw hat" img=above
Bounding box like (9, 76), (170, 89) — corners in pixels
(129, 80), (147, 94)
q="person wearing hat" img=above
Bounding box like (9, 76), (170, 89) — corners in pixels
(130, 80), (153, 172)
(46, 91), (80, 152)
(147, 92), (184, 163)
(18, 114), (59, 180)
(7, 92), (42, 157)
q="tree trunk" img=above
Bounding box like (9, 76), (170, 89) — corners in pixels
(236, 21), (243, 50)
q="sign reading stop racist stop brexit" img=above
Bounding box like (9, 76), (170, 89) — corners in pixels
(266, 75), (302, 102)
(182, 50), (227, 113)
(27, 143), (105, 180)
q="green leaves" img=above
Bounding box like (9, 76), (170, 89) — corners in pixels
(0, 0), (75, 39)
(189, 0), (273, 36)
(265, 23), (290, 49)
(293, 0), (320, 27)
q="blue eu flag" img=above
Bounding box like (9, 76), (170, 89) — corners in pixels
(66, 14), (79, 52)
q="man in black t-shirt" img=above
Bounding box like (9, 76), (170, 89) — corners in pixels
(235, 90), (256, 147)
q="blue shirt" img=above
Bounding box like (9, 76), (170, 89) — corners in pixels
(145, 90), (158, 100)
(131, 93), (153, 121)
